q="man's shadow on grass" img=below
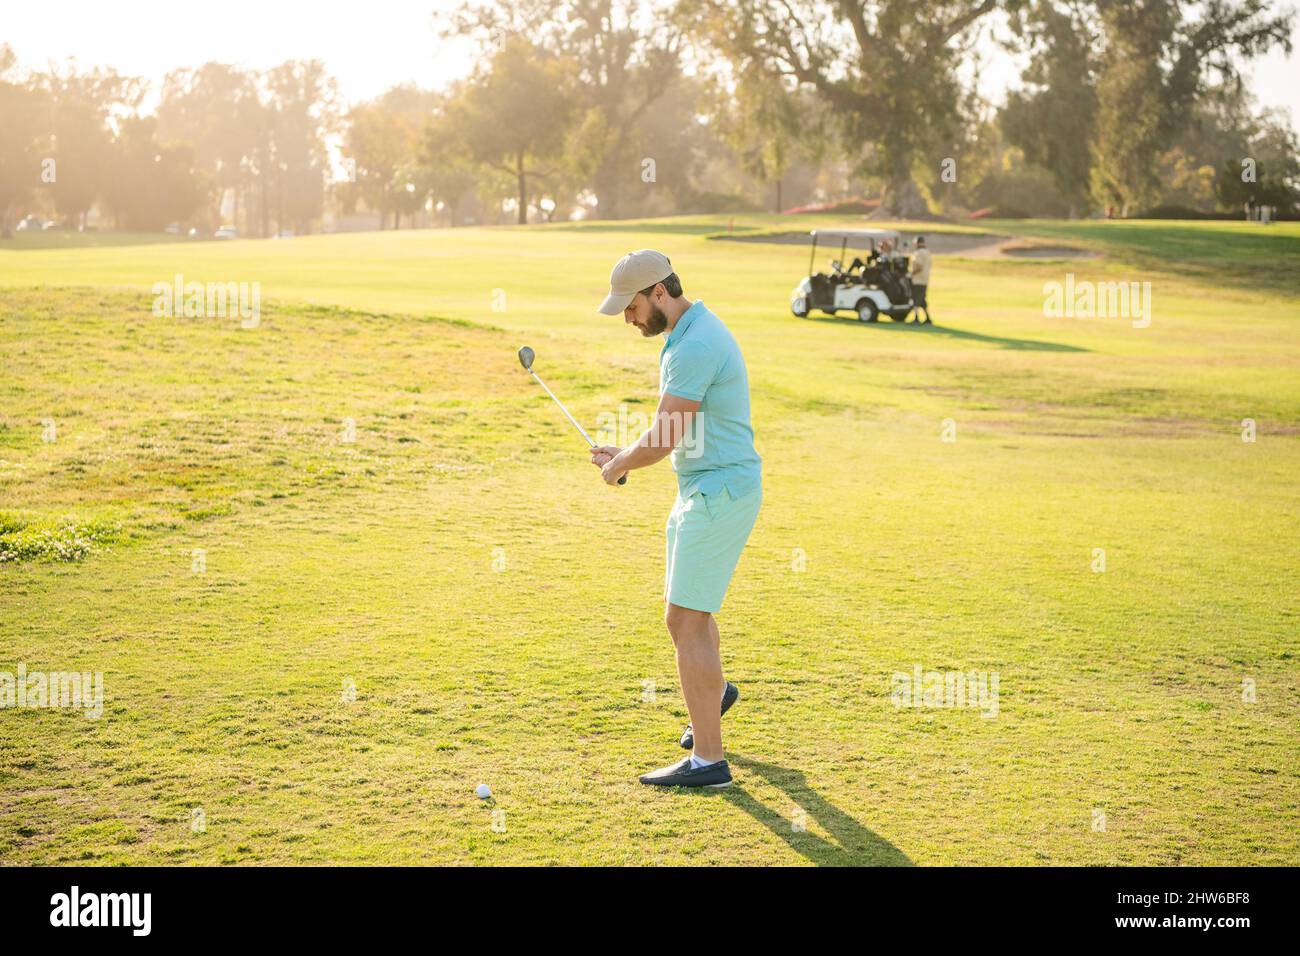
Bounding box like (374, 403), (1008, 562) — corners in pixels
(713, 754), (913, 866)
(804, 313), (1087, 352)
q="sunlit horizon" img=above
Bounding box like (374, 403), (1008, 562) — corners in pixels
(4, 0), (1297, 124)
(2, 0), (477, 108)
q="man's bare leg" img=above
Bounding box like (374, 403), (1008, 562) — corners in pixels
(666, 602), (724, 763)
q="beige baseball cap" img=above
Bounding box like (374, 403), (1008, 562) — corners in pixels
(597, 249), (673, 315)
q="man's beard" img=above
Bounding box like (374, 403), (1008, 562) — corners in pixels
(641, 302), (669, 337)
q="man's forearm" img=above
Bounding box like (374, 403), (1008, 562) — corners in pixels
(615, 425), (675, 472)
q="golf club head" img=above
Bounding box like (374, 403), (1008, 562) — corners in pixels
(517, 346), (535, 371)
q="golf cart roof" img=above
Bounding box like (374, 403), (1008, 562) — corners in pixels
(811, 228), (902, 247)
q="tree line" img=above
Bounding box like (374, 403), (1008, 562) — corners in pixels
(0, 45), (336, 237)
(2, 0), (1296, 237)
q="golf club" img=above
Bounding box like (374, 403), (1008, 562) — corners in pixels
(518, 345), (626, 485)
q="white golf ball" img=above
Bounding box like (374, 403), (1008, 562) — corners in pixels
(475, 783), (491, 799)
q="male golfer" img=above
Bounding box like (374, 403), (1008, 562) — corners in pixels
(591, 250), (761, 789)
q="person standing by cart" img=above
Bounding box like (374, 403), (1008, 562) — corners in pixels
(909, 236), (933, 325)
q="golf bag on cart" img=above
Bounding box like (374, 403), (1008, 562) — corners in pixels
(877, 260), (911, 306)
(878, 267), (909, 304)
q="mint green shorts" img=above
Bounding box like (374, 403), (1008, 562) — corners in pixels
(664, 487), (762, 613)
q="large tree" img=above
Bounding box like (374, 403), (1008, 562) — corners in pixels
(260, 60), (338, 236)
(157, 63), (262, 230)
(39, 64), (143, 229)
(1089, 0), (1292, 213)
(0, 46), (47, 238)
(711, 73), (801, 213)
(563, 0), (683, 219)
(1202, 87), (1300, 215)
(448, 38), (575, 224)
(422, 92), (481, 226)
(102, 115), (206, 230)
(344, 85), (438, 228)
(1001, 0), (1098, 217)
(1000, 0), (1293, 216)
(684, 0), (1006, 216)
(440, 0), (681, 220)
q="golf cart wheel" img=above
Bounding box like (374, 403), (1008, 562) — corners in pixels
(856, 299), (879, 322)
(792, 297), (810, 318)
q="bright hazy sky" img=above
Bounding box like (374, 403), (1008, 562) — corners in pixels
(4, 0), (1297, 124)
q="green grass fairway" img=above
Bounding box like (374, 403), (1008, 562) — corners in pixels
(1, 217), (1297, 865)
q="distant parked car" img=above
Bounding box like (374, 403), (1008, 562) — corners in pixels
(165, 222), (182, 235)
(16, 215), (49, 231)
(214, 227), (238, 240)
(188, 227), (208, 238)
(274, 230), (295, 239)
(42, 220), (64, 231)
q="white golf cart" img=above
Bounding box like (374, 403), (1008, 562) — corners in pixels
(791, 228), (914, 322)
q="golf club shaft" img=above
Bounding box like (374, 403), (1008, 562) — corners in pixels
(528, 369), (595, 445)
(528, 368), (627, 484)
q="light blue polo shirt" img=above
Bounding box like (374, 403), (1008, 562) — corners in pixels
(659, 300), (761, 499)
